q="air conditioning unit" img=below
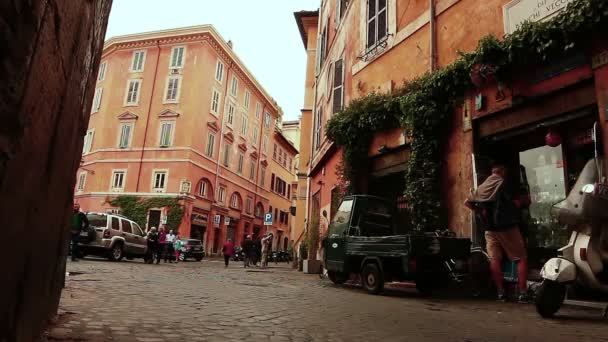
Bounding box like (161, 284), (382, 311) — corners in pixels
(154, 188), (165, 193)
(170, 68), (180, 75)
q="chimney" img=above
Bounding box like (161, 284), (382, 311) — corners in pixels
(227, 40), (233, 49)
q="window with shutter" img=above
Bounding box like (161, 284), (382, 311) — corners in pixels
(314, 107), (323, 151)
(215, 60), (224, 82)
(367, 0), (388, 48)
(211, 89), (221, 115)
(92, 87), (103, 113)
(125, 79), (141, 105)
(152, 171), (167, 192)
(332, 59), (344, 114)
(165, 76), (180, 102)
(159, 122), (173, 147)
(98, 61), (107, 81)
(118, 123), (133, 149)
(223, 144), (231, 166)
(237, 153), (244, 174)
(131, 51), (146, 72)
(206, 133), (215, 157)
(170, 46), (185, 68)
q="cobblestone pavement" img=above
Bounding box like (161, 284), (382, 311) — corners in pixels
(43, 258), (608, 342)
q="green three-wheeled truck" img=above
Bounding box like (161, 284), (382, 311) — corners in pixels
(323, 195), (472, 294)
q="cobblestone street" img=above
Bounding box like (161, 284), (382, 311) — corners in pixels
(44, 258), (608, 342)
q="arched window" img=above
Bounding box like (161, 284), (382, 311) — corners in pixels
(197, 178), (213, 199)
(229, 192), (242, 210)
(255, 202), (264, 218)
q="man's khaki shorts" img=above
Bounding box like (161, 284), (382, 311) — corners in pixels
(485, 226), (527, 261)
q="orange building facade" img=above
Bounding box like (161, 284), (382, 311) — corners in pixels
(298, 0), (608, 261)
(75, 26), (296, 255)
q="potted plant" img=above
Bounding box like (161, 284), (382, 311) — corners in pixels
(303, 217), (322, 274)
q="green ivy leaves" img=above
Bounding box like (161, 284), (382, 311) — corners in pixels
(109, 196), (184, 231)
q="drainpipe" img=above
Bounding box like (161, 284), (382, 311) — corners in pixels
(135, 40), (161, 192)
(429, 0), (437, 72)
(213, 62), (234, 203)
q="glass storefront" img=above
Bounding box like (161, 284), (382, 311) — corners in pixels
(519, 145), (568, 248)
(477, 112), (597, 256)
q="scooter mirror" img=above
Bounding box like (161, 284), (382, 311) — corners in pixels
(582, 184), (595, 194)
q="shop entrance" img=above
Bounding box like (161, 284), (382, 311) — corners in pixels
(476, 110), (597, 269)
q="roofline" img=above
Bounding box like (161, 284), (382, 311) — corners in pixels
(294, 10), (319, 49)
(274, 128), (299, 155)
(102, 25), (280, 114)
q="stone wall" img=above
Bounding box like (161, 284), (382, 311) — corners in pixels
(0, 0), (112, 340)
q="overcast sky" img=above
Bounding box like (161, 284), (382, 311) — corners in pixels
(105, 0), (319, 121)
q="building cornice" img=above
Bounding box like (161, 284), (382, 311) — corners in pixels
(102, 25), (280, 115)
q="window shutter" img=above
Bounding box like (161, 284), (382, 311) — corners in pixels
(332, 59), (344, 114)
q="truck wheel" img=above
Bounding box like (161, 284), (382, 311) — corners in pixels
(328, 271), (348, 285)
(109, 243), (124, 261)
(362, 263), (384, 295)
(535, 280), (566, 318)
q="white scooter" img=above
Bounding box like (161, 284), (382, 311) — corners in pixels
(536, 158), (608, 318)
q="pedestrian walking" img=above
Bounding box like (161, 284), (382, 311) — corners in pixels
(70, 203), (89, 261)
(241, 235), (254, 268)
(165, 229), (176, 263)
(157, 227), (167, 264)
(261, 233), (272, 268)
(174, 235), (182, 263)
(222, 239), (234, 267)
(253, 237), (262, 267)
(464, 162), (529, 303)
(145, 227), (159, 264)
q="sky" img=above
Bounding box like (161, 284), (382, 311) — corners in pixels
(105, 0), (319, 121)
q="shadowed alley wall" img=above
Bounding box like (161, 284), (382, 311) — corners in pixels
(0, 0), (112, 340)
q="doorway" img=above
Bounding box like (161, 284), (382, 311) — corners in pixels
(148, 209), (161, 230)
(476, 112), (597, 267)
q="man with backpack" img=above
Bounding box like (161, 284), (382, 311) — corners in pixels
(465, 163), (529, 303)
(71, 203), (89, 261)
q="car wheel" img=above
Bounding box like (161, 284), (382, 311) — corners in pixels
(361, 263), (384, 295)
(535, 280), (566, 318)
(328, 271), (348, 285)
(109, 243), (124, 261)
(195, 255), (203, 262)
(179, 253), (185, 262)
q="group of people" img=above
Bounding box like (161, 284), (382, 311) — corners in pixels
(221, 233), (274, 268)
(145, 226), (182, 264)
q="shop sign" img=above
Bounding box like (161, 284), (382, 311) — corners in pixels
(503, 0), (574, 34)
(191, 214), (208, 226)
(214, 214), (221, 227)
(592, 51), (608, 69)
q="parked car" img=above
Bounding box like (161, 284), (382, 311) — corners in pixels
(178, 239), (205, 261)
(78, 213), (148, 261)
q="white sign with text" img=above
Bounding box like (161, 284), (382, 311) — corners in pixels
(503, 0), (574, 34)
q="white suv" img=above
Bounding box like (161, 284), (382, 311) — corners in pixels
(78, 213), (148, 261)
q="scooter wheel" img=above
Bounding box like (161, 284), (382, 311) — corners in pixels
(535, 280), (566, 318)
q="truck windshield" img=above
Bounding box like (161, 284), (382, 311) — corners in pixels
(329, 199), (353, 237)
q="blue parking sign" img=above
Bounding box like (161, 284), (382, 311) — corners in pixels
(264, 213), (272, 226)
